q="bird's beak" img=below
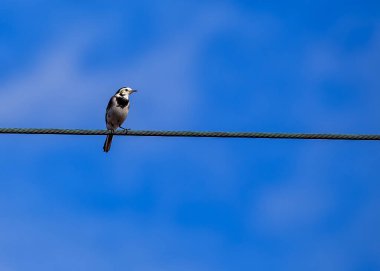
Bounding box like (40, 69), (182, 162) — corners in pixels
(131, 89), (137, 94)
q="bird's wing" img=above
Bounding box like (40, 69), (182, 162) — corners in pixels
(105, 96), (116, 123)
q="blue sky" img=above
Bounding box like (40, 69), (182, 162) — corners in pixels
(0, 1), (380, 270)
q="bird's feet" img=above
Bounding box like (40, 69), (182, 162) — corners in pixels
(120, 126), (131, 134)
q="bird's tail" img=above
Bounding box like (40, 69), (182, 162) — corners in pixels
(103, 134), (113, 153)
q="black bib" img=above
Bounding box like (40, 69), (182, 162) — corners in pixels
(116, 97), (129, 108)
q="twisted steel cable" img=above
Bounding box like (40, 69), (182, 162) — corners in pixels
(0, 128), (379, 140)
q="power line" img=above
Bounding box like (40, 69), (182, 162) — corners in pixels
(0, 128), (379, 140)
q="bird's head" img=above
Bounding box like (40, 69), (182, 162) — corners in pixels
(116, 87), (137, 98)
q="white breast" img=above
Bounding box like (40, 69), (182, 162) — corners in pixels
(106, 105), (129, 130)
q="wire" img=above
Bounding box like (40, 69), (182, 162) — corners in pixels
(0, 128), (379, 140)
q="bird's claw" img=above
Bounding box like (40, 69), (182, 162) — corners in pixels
(120, 127), (131, 134)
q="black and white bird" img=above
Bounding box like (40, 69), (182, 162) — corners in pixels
(103, 87), (137, 152)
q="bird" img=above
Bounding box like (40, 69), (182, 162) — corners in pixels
(103, 87), (137, 152)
